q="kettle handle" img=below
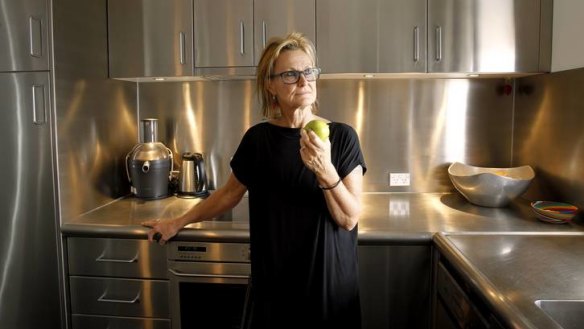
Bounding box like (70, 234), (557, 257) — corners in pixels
(194, 153), (207, 191)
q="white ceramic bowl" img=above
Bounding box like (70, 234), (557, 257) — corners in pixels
(448, 162), (535, 207)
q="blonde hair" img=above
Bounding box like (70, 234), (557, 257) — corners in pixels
(256, 32), (318, 119)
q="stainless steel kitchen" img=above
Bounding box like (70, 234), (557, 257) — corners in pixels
(2, 0), (584, 328)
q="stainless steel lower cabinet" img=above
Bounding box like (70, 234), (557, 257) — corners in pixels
(69, 276), (170, 318)
(358, 245), (432, 329)
(72, 314), (171, 329)
(66, 237), (171, 327)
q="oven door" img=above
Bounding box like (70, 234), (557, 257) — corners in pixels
(169, 260), (252, 329)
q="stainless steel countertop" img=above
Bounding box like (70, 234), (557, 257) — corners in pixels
(434, 233), (584, 329)
(61, 192), (584, 242)
(61, 193), (584, 328)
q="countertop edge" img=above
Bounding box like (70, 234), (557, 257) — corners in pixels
(61, 223), (435, 244)
(60, 223), (251, 243)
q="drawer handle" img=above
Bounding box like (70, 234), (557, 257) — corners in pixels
(169, 268), (249, 279)
(97, 291), (141, 304)
(95, 252), (138, 263)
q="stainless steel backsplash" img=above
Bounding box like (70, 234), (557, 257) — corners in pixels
(514, 68), (584, 209)
(139, 78), (515, 193)
(52, 0), (584, 220)
(53, 0), (137, 221)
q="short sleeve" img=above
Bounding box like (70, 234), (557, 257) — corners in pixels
(330, 123), (367, 179)
(230, 127), (257, 188)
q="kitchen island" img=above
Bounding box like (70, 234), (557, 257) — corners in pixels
(61, 192), (584, 329)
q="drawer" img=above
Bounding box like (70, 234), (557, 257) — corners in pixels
(72, 314), (171, 329)
(68, 237), (167, 278)
(70, 276), (170, 318)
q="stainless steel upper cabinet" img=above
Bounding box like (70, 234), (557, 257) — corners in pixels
(428, 0), (550, 73)
(316, 0), (426, 73)
(108, 0), (194, 78)
(0, 0), (49, 72)
(194, 0), (253, 68)
(254, 0), (316, 65)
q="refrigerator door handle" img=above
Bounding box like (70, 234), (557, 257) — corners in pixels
(29, 16), (43, 58)
(32, 84), (46, 125)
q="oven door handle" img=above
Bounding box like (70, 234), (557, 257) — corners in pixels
(168, 268), (249, 279)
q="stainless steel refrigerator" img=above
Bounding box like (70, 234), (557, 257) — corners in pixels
(0, 0), (62, 328)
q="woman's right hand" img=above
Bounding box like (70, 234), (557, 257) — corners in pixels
(142, 218), (183, 245)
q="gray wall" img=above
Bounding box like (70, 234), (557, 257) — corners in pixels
(139, 78), (515, 193)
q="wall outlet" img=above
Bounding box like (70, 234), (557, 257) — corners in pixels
(389, 173), (410, 187)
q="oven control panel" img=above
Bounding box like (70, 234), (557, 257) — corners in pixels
(168, 241), (250, 262)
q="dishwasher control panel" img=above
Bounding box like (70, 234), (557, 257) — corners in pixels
(168, 241), (250, 262)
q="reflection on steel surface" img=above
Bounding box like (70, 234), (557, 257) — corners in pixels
(139, 79), (513, 194)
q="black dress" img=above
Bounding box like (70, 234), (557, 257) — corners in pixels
(230, 121), (367, 329)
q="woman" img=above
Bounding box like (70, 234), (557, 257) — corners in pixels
(143, 32), (366, 329)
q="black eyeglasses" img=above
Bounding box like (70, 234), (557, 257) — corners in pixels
(270, 67), (321, 84)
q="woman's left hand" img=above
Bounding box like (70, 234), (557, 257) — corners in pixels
(300, 129), (333, 177)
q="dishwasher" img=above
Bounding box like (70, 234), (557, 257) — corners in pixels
(167, 241), (252, 329)
(434, 260), (505, 329)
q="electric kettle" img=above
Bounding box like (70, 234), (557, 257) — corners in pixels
(178, 152), (209, 197)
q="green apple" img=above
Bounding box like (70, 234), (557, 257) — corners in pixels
(304, 119), (330, 141)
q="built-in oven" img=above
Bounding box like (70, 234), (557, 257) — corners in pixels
(167, 241), (252, 329)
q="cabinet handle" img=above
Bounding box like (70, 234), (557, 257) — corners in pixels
(29, 16), (42, 58)
(95, 252), (139, 263)
(179, 32), (186, 64)
(169, 268), (249, 280)
(413, 26), (419, 62)
(32, 84), (46, 125)
(98, 290), (140, 304)
(240, 20), (245, 55)
(435, 26), (442, 62)
(262, 21), (267, 49)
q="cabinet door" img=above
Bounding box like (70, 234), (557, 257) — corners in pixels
(0, 0), (49, 71)
(194, 0), (253, 68)
(0, 71), (60, 329)
(317, 0), (426, 73)
(108, 0), (194, 78)
(254, 0), (316, 65)
(428, 0), (542, 73)
(359, 245), (431, 329)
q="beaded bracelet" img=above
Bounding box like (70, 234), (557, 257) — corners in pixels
(319, 177), (342, 190)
